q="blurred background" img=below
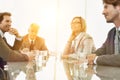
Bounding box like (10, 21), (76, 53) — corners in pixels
(0, 0), (114, 54)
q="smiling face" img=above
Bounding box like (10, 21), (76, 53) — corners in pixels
(71, 17), (86, 35)
(102, 3), (120, 23)
(71, 18), (81, 33)
(0, 15), (12, 33)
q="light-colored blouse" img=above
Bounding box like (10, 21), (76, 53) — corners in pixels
(63, 32), (96, 59)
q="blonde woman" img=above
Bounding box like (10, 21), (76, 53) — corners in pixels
(62, 16), (95, 59)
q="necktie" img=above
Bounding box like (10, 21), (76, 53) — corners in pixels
(30, 40), (34, 51)
(114, 29), (119, 54)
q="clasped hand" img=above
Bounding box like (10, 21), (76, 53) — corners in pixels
(86, 54), (96, 65)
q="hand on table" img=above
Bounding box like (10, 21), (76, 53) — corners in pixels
(20, 48), (35, 61)
(87, 54), (96, 65)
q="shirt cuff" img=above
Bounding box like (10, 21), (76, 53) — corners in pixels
(94, 56), (98, 64)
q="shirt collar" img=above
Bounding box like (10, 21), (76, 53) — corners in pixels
(29, 38), (35, 44)
(116, 27), (120, 30)
(0, 29), (4, 38)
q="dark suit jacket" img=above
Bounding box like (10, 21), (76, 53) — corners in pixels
(0, 35), (29, 61)
(14, 34), (48, 51)
(95, 27), (120, 66)
(0, 57), (6, 69)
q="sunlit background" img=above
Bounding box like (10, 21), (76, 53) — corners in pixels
(1, 0), (114, 54)
(1, 0), (115, 80)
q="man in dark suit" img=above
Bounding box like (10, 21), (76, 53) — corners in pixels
(87, 0), (120, 66)
(0, 12), (34, 61)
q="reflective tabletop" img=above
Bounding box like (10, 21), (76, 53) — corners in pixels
(4, 56), (120, 80)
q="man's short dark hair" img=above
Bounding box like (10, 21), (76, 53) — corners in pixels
(0, 12), (11, 23)
(103, 0), (120, 6)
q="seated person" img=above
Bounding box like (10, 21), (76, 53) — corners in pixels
(87, 0), (120, 67)
(0, 12), (34, 61)
(15, 23), (48, 51)
(62, 16), (96, 59)
(14, 23), (49, 61)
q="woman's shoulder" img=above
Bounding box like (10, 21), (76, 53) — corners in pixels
(82, 32), (93, 39)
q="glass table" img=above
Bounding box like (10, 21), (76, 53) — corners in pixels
(3, 56), (120, 80)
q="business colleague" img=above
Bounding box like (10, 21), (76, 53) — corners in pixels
(87, 0), (120, 66)
(0, 12), (34, 61)
(16, 23), (48, 51)
(0, 13), (21, 50)
(62, 16), (95, 59)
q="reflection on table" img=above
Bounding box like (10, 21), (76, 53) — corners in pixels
(6, 56), (56, 80)
(96, 65), (120, 80)
(62, 59), (120, 80)
(63, 60), (92, 80)
(4, 56), (120, 80)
